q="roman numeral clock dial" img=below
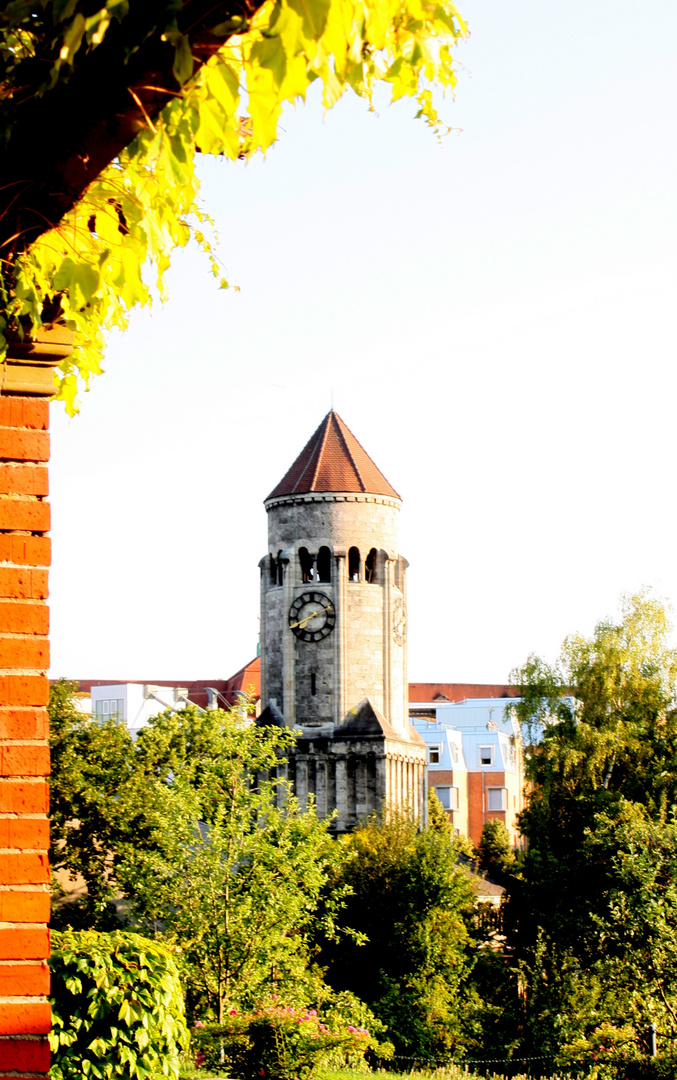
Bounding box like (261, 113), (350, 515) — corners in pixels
(288, 591), (336, 642)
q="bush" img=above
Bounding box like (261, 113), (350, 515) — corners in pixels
(191, 1000), (387, 1080)
(49, 929), (189, 1080)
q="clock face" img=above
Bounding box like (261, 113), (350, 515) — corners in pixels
(289, 591), (336, 642)
(392, 597), (407, 646)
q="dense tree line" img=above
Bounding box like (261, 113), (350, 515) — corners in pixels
(50, 591), (677, 1071)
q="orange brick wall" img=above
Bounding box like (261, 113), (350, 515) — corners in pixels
(0, 396), (51, 1077)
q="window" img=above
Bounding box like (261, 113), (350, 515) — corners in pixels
(94, 699), (124, 720)
(435, 786), (459, 811)
(311, 673), (317, 696)
(269, 555), (277, 585)
(348, 546), (360, 582)
(450, 742), (459, 764)
(428, 745), (441, 764)
(317, 546), (331, 583)
(487, 787), (507, 812)
(478, 745), (494, 766)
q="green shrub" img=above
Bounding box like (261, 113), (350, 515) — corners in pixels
(49, 929), (189, 1080)
(191, 1000), (386, 1080)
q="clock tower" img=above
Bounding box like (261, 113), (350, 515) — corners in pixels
(259, 411), (426, 831)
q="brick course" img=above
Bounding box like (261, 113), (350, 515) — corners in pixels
(0, 890), (50, 922)
(0, 375), (55, 1075)
(0, 780), (49, 814)
(0, 963), (49, 997)
(0, 604), (50, 636)
(0, 465), (49, 497)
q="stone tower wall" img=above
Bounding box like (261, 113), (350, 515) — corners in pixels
(265, 494), (400, 555)
(261, 492), (408, 734)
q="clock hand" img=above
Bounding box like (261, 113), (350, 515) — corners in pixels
(290, 609), (320, 630)
(290, 603), (334, 630)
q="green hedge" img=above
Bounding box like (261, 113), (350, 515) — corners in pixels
(50, 929), (189, 1080)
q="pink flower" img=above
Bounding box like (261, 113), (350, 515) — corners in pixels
(272, 994), (278, 1001)
(229, 1009), (238, 1016)
(309, 1010), (317, 1016)
(194, 1020), (205, 1029)
(347, 1025), (356, 1033)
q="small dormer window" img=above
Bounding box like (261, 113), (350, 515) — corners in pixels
(429, 745), (441, 764)
(479, 745), (494, 766)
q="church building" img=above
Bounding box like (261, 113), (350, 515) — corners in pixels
(258, 411), (427, 832)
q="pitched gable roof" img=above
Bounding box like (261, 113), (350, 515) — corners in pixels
(265, 411), (400, 501)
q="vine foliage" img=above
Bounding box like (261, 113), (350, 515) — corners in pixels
(0, 0), (466, 411)
(49, 929), (189, 1080)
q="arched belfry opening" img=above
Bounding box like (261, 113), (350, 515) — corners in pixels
(365, 547), (378, 584)
(299, 547), (314, 583)
(348, 546), (360, 582)
(317, 546), (331, 583)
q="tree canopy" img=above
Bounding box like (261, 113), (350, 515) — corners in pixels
(318, 804), (478, 1058)
(507, 590), (677, 1058)
(1, 0), (467, 411)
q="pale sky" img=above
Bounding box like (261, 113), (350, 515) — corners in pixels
(49, 0), (677, 684)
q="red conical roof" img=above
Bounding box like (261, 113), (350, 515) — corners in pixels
(266, 411), (400, 501)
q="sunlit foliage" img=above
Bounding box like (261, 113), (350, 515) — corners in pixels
(0, 0), (467, 411)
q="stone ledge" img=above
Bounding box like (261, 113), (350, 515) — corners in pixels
(2, 325), (74, 398)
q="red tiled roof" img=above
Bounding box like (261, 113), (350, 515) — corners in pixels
(65, 660), (261, 710)
(223, 656), (261, 702)
(265, 411), (400, 501)
(62, 670), (515, 712)
(408, 683), (520, 703)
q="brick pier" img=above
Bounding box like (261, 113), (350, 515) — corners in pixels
(0, 331), (71, 1079)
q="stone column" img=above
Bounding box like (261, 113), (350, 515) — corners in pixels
(335, 754), (348, 830)
(355, 757), (367, 819)
(0, 325), (72, 1080)
(295, 754), (309, 812)
(315, 757), (327, 818)
(376, 753), (387, 811)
